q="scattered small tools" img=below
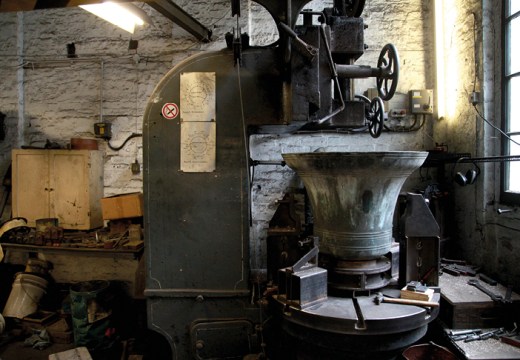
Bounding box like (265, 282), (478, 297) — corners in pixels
(449, 329), (482, 342)
(440, 258), (480, 276)
(442, 263), (478, 276)
(479, 273), (498, 286)
(464, 328), (505, 342)
(447, 327), (506, 342)
(441, 258), (467, 265)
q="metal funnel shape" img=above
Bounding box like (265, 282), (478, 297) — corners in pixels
(283, 151), (428, 261)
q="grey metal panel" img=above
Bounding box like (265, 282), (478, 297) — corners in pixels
(145, 54), (245, 291)
(147, 297), (262, 359)
(143, 49), (283, 358)
(144, 49), (282, 292)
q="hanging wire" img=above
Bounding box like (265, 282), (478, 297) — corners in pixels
(107, 133), (143, 151)
(473, 104), (520, 146)
(385, 114), (426, 132)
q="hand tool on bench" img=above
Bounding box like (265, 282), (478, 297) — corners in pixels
(373, 292), (439, 307)
(467, 279), (503, 302)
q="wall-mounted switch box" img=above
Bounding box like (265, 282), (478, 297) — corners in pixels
(409, 89), (434, 114)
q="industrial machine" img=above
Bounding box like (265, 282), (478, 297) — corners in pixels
(143, 0), (439, 359)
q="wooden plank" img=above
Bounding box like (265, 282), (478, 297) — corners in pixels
(440, 273), (520, 304)
(1, 246), (144, 297)
(453, 337), (520, 359)
(49, 346), (93, 360)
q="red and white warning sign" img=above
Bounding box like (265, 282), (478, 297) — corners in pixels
(161, 103), (179, 120)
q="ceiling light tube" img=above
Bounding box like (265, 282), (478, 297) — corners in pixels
(80, 1), (152, 34)
(435, 0), (446, 119)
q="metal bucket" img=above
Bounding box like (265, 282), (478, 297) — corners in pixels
(2, 273), (48, 319)
(282, 151), (428, 261)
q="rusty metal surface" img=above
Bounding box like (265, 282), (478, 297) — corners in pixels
(272, 292), (440, 359)
(274, 293), (440, 334)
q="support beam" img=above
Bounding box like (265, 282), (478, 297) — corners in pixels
(147, 0), (212, 42)
(0, 0), (212, 43)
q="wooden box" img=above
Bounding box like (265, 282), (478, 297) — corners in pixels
(101, 193), (144, 220)
(439, 273), (520, 329)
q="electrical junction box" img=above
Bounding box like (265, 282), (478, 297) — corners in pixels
(94, 122), (112, 139)
(409, 89), (434, 114)
(389, 109), (407, 118)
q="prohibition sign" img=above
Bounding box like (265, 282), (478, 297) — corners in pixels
(162, 103), (179, 120)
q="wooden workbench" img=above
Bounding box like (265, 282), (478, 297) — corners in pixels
(440, 273), (520, 359)
(0, 243), (145, 298)
(439, 273), (520, 329)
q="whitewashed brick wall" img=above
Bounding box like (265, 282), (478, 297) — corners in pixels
(0, 4), (436, 188)
(0, 1), (436, 265)
(3, 1), (502, 277)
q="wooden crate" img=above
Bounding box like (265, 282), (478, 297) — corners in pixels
(439, 273), (520, 329)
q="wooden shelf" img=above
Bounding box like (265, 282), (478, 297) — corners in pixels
(0, 242), (143, 256)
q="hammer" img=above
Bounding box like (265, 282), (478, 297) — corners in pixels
(373, 292), (439, 308)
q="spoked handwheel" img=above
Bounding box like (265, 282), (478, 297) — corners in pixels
(376, 44), (399, 101)
(368, 97), (384, 138)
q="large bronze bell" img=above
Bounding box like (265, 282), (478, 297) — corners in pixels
(283, 151), (428, 291)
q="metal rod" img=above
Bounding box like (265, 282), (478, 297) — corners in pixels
(336, 64), (381, 78)
(457, 155), (520, 163)
(497, 208), (515, 214)
(251, 160), (286, 167)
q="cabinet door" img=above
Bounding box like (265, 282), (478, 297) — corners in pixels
(12, 150), (51, 225)
(49, 152), (91, 229)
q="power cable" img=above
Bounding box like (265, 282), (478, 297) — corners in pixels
(106, 133), (142, 151)
(473, 104), (520, 146)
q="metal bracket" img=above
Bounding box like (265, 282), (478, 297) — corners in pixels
(291, 238), (319, 272)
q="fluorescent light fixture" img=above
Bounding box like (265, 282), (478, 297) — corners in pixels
(80, 2), (151, 34)
(434, 0), (445, 119)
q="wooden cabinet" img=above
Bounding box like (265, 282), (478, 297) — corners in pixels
(12, 149), (104, 230)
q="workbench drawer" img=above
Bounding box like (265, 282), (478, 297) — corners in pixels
(439, 295), (503, 329)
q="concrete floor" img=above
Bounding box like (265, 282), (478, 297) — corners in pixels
(0, 335), (145, 360)
(0, 282), (150, 359)
(0, 340), (75, 360)
(0, 324), (170, 360)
